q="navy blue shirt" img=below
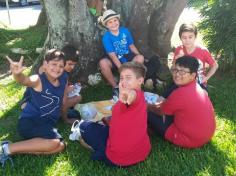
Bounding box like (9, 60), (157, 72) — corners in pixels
(21, 72), (68, 124)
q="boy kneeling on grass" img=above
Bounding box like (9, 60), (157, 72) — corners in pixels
(78, 61), (151, 167)
(148, 56), (216, 148)
(0, 49), (67, 167)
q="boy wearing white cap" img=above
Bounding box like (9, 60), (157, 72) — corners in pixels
(98, 9), (144, 96)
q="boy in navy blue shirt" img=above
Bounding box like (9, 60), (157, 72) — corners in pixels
(21, 45), (82, 124)
(0, 50), (67, 167)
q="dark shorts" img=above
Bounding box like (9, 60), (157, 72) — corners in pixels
(147, 112), (173, 138)
(67, 108), (81, 119)
(79, 121), (116, 167)
(102, 52), (136, 69)
(18, 116), (62, 140)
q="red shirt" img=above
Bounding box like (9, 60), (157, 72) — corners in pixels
(174, 45), (216, 84)
(161, 81), (216, 148)
(106, 90), (151, 166)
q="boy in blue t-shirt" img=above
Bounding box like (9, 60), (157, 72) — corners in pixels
(0, 50), (67, 167)
(99, 9), (144, 94)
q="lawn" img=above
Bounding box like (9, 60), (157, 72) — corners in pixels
(0, 27), (235, 176)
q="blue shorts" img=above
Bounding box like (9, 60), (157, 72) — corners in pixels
(79, 121), (116, 166)
(17, 116), (62, 140)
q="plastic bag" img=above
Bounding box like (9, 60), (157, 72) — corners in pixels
(76, 104), (97, 121)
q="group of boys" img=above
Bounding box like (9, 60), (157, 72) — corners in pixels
(0, 9), (218, 168)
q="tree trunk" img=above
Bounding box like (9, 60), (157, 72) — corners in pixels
(36, 0), (47, 26)
(39, 0), (187, 83)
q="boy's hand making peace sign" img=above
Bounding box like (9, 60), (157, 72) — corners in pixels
(6, 56), (26, 75)
(119, 82), (137, 105)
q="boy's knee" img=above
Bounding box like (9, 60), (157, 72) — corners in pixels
(99, 59), (112, 70)
(99, 59), (107, 68)
(49, 139), (63, 149)
(134, 55), (144, 63)
(58, 141), (66, 152)
(51, 140), (65, 153)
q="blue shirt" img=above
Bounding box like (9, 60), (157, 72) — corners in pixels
(102, 27), (134, 63)
(21, 72), (68, 124)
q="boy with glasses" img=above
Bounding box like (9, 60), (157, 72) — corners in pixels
(148, 56), (216, 148)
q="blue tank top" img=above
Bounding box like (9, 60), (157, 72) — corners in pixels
(21, 72), (68, 123)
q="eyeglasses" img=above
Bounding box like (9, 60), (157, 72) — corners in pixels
(170, 68), (191, 75)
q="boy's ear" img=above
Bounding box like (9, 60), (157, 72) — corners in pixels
(138, 77), (144, 85)
(190, 72), (197, 80)
(43, 60), (47, 66)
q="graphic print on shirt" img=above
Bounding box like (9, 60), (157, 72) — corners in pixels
(113, 33), (129, 59)
(40, 89), (60, 117)
(197, 59), (204, 84)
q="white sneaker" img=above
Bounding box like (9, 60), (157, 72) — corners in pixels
(69, 120), (83, 141)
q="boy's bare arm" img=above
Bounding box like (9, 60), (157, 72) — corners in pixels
(7, 56), (40, 88)
(108, 52), (122, 68)
(61, 83), (80, 124)
(129, 44), (140, 55)
(61, 87), (72, 124)
(202, 62), (219, 83)
(67, 96), (82, 108)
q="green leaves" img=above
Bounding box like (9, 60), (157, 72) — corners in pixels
(189, 0), (236, 70)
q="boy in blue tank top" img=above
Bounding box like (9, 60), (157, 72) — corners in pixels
(20, 45), (82, 125)
(0, 49), (67, 167)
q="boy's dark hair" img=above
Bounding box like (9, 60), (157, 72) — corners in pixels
(175, 56), (199, 73)
(179, 23), (198, 38)
(44, 49), (66, 66)
(119, 61), (147, 78)
(61, 45), (79, 62)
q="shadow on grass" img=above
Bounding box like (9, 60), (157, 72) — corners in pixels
(0, 26), (47, 75)
(64, 134), (231, 176)
(208, 73), (236, 123)
(1, 104), (232, 176)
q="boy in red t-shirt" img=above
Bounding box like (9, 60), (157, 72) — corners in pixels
(173, 23), (218, 89)
(148, 56), (216, 148)
(78, 62), (151, 167)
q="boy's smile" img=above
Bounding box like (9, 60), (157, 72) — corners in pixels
(105, 17), (120, 34)
(172, 65), (196, 86)
(44, 60), (65, 80)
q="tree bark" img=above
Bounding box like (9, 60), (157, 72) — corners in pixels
(36, 0), (47, 26)
(39, 0), (187, 83)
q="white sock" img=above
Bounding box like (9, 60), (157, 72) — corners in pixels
(2, 143), (11, 155)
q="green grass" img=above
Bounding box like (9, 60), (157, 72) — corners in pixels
(0, 25), (47, 75)
(0, 27), (236, 176)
